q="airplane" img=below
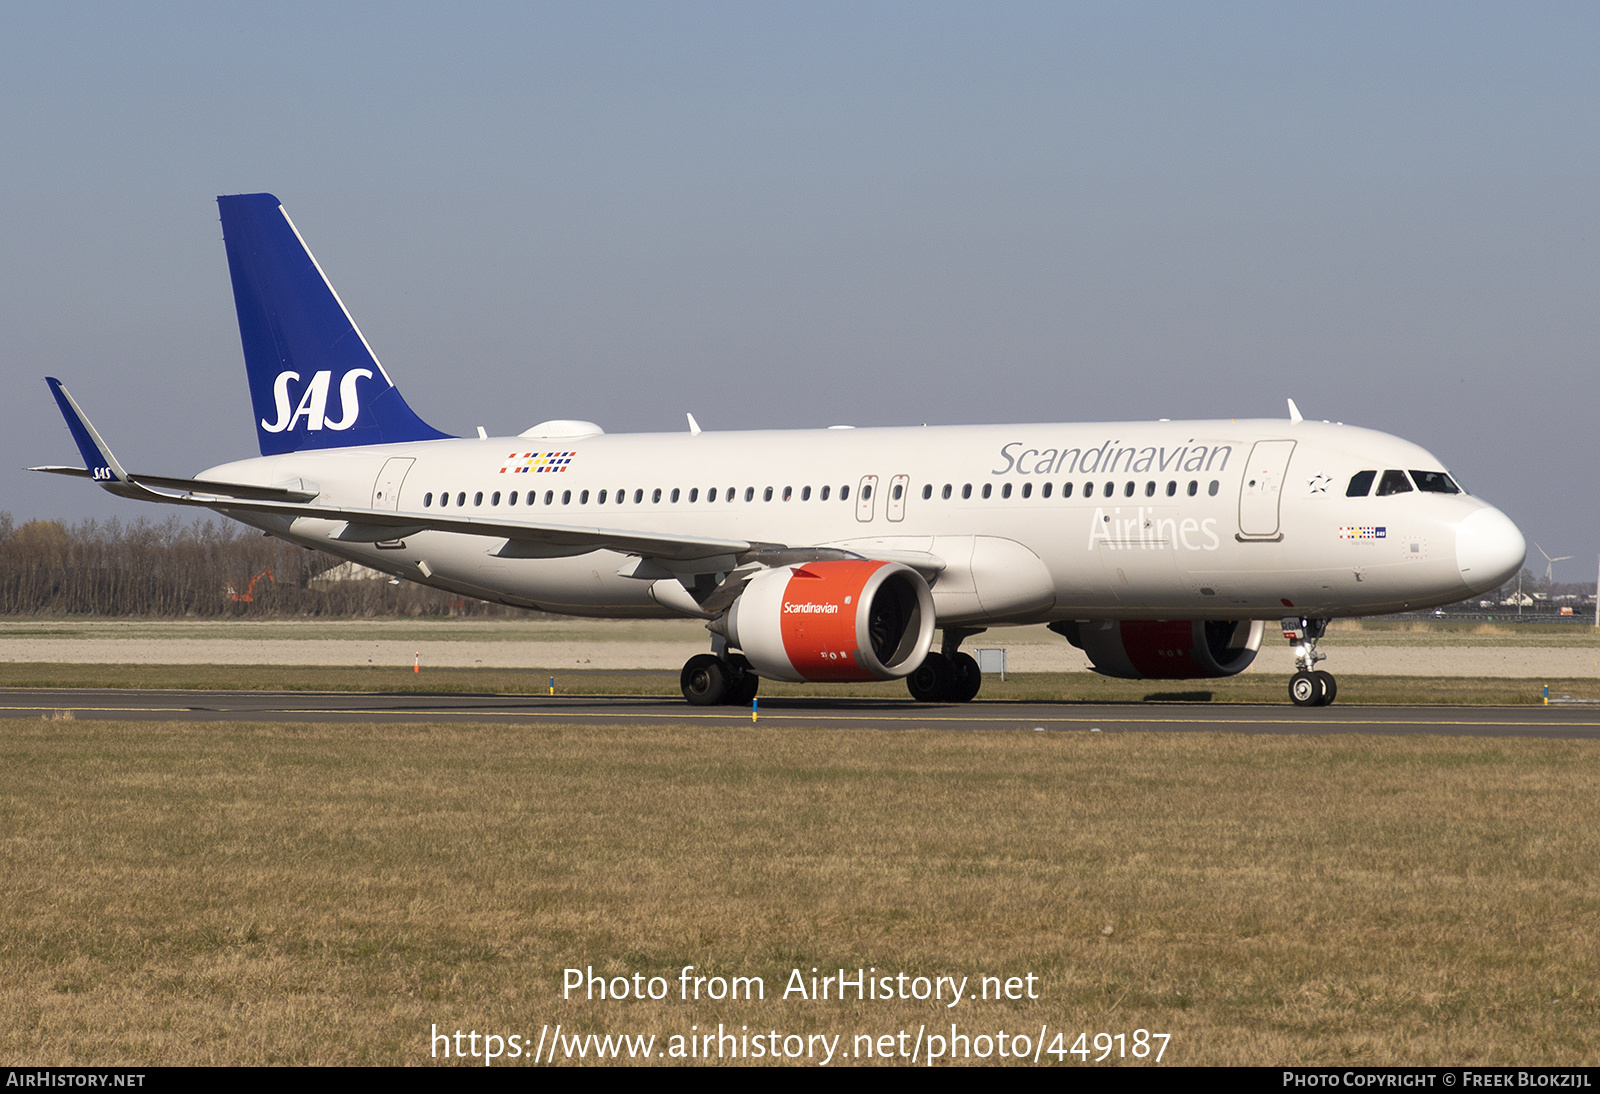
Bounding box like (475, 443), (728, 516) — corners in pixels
(33, 193), (1527, 708)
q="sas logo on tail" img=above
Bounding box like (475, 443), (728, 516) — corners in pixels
(261, 369), (373, 433)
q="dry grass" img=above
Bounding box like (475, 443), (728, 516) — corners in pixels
(2, 719), (1597, 1066)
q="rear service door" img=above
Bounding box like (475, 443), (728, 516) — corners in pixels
(372, 458), (416, 510)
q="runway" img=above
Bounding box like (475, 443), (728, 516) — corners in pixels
(4, 688), (1599, 738)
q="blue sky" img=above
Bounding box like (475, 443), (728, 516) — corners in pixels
(4, 2), (1597, 579)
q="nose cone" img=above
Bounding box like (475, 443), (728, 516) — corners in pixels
(1455, 506), (1526, 594)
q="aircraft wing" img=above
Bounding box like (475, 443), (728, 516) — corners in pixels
(34, 377), (767, 564)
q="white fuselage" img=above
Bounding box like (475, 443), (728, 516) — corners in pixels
(199, 417), (1525, 626)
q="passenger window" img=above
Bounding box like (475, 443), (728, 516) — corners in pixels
(1165, 481), (1176, 497)
(744, 487), (754, 502)
(1061, 482), (1072, 498)
(1084, 482), (1094, 498)
(764, 486), (774, 501)
(804, 486), (813, 501)
(670, 488), (680, 503)
(942, 484), (952, 499)
(1207, 481), (1219, 497)
(1144, 481), (1155, 497)
(596, 490), (605, 504)
(921, 484), (931, 500)
(473, 491), (483, 506)
(982, 483), (993, 499)
(562, 490), (571, 505)
(1346, 470), (1377, 497)
(652, 488), (662, 503)
(861, 485), (871, 500)
(458, 492), (467, 507)
(1410, 470), (1460, 494)
(892, 483), (903, 501)
(579, 490), (589, 504)
(1187, 480), (1198, 497)
(1042, 482), (1053, 498)
(961, 484), (972, 499)
(1376, 470), (1413, 496)
(509, 491), (518, 505)
(633, 489), (643, 504)
(783, 486), (794, 501)
(1104, 482), (1115, 497)
(1123, 482), (1135, 498)
(820, 485), (830, 501)
(491, 491), (501, 506)
(999, 483), (1010, 499)
(424, 492), (433, 507)
(689, 488), (698, 503)
(841, 485), (851, 501)
(1022, 482), (1032, 499)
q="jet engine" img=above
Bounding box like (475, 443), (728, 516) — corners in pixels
(1050, 619), (1265, 679)
(720, 560), (936, 682)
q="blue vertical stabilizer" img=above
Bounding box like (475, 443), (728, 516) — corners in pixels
(218, 193), (452, 455)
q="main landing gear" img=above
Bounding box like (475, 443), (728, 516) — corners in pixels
(906, 627), (984, 703)
(680, 652), (760, 706)
(1282, 617), (1337, 707)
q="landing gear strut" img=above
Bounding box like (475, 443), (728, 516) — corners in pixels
(680, 651), (759, 706)
(1282, 617), (1336, 707)
(907, 628), (985, 703)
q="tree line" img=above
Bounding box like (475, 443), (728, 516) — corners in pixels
(0, 512), (526, 618)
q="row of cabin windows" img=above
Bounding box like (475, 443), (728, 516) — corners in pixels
(1346, 469), (1462, 498)
(923, 479), (1221, 501)
(423, 484), (860, 508)
(420, 478), (1223, 509)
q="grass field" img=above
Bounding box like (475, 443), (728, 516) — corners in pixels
(0, 661), (1590, 705)
(2, 717), (1597, 1066)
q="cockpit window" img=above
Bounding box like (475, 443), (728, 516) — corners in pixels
(1346, 470), (1376, 497)
(1410, 470), (1461, 494)
(1375, 469), (1413, 496)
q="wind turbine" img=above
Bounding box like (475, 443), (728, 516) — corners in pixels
(1534, 543), (1573, 584)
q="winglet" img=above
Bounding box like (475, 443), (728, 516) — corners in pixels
(44, 377), (134, 492)
(687, 412), (702, 436)
(1287, 398), (1304, 423)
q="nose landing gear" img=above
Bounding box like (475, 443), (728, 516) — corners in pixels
(1282, 617), (1336, 707)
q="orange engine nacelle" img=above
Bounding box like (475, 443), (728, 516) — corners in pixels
(1051, 619), (1266, 679)
(722, 560), (936, 683)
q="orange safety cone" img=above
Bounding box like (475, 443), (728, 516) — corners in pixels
(414, 653), (420, 674)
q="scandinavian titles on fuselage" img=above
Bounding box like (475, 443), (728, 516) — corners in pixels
(992, 440), (1233, 477)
